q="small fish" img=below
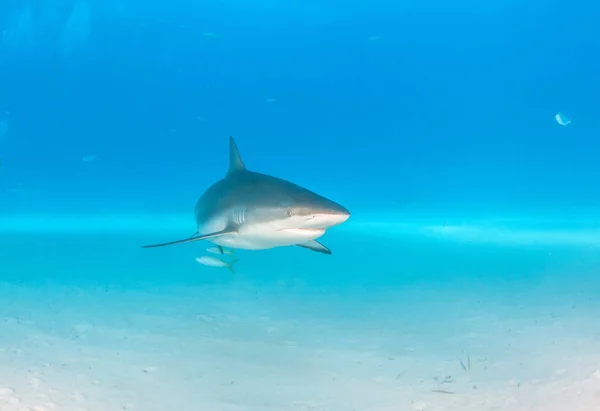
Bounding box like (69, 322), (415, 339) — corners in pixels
(195, 256), (238, 273)
(555, 112), (571, 126)
(206, 246), (235, 256)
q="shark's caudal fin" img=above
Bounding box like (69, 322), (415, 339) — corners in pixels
(227, 136), (246, 175)
(141, 228), (236, 248)
(296, 239), (332, 255)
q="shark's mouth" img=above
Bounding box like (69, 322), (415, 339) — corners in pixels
(274, 228), (326, 240)
(277, 228), (324, 233)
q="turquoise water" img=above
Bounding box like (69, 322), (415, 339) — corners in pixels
(2, 0), (600, 409)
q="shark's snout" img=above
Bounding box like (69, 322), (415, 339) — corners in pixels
(318, 210), (350, 227)
(301, 202), (350, 229)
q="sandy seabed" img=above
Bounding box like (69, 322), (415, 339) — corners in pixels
(1, 281), (600, 411)
(1, 217), (600, 410)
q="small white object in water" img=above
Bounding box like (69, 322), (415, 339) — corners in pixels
(555, 112), (571, 126)
(206, 246), (235, 256)
(195, 256), (238, 273)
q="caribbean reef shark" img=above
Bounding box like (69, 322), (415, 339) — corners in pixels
(142, 136), (350, 254)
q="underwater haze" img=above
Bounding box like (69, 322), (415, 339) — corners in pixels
(1, 0), (600, 410)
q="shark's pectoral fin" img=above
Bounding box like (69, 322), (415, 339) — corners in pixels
(296, 240), (332, 255)
(142, 228), (236, 249)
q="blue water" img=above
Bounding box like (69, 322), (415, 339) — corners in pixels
(1, 1), (600, 410)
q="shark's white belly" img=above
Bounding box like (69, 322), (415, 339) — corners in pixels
(207, 223), (326, 250)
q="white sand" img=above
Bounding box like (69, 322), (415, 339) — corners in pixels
(1, 281), (600, 411)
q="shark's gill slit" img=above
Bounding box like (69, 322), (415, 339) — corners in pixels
(233, 208), (246, 225)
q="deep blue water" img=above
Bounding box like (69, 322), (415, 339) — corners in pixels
(0, 0), (599, 215)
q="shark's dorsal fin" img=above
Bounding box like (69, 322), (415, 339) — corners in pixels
(228, 136), (246, 175)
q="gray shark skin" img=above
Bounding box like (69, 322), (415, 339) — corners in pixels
(142, 136), (350, 254)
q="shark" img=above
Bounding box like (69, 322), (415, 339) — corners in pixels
(142, 136), (350, 254)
